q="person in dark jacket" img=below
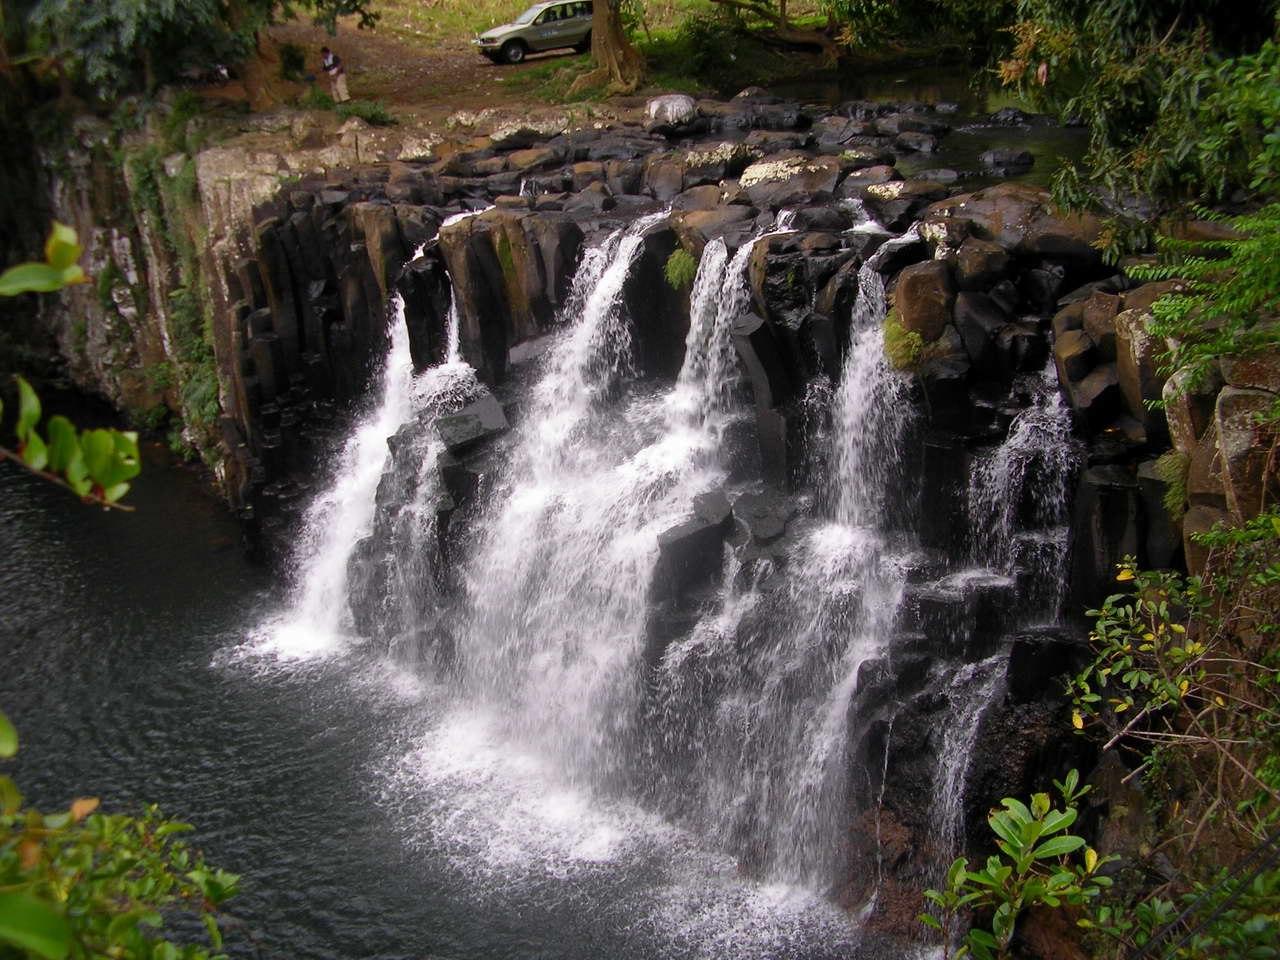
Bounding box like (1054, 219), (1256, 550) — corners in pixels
(320, 46), (350, 103)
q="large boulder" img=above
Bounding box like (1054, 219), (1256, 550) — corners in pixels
(1114, 307), (1169, 444)
(893, 260), (955, 344)
(1069, 465), (1140, 614)
(955, 237), (1010, 291)
(435, 391), (508, 454)
(646, 94), (698, 127)
(738, 154), (841, 208)
(926, 182), (1103, 276)
(1216, 387), (1277, 522)
(671, 206), (758, 257)
(1164, 365), (1223, 455)
(650, 490), (733, 602)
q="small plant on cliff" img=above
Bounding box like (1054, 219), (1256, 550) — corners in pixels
(663, 248), (698, 290)
(921, 770), (1113, 960)
(883, 309), (923, 371)
(1153, 449), (1190, 521)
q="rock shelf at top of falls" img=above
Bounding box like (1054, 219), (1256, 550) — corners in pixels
(210, 88), (1205, 951)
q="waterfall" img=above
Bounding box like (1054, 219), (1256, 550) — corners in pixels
(931, 655), (1006, 867)
(454, 213), (740, 789)
(652, 257), (917, 889)
(967, 362), (1079, 618)
(250, 295), (418, 659)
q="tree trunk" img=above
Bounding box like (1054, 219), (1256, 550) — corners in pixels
(568, 0), (644, 95)
(240, 32), (287, 112)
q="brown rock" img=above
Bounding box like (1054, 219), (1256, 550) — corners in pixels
(1121, 279), (1182, 314)
(1114, 307), (1169, 444)
(1221, 354), (1280, 393)
(1054, 329), (1096, 383)
(1065, 363), (1122, 428)
(954, 236), (1009, 290)
(1082, 292), (1120, 360)
(1186, 420), (1226, 510)
(1052, 300), (1087, 340)
(925, 182), (1102, 267)
(571, 161), (605, 192)
(1183, 504), (1230, 575)
(1216, 386), (1277, 522)
(1164, 365), (1223, 455)
(893, 260), (955, 344)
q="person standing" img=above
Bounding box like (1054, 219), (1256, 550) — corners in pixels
(320, 46), (350, 103)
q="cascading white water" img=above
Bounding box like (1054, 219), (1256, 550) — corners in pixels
(967, 361), (1079, 618)
(653, 258), (917, 889)
(455, 215), (749, 788)
(251, 294), (418, 658)
(931, 655), (1006, 866)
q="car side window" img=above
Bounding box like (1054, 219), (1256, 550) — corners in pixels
(536, 8), (554, 23)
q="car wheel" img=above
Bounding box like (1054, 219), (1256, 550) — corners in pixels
(501, 40), (527, 64)
(573, 32), (591, 54)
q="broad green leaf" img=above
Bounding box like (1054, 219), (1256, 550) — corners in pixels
(0, 263), (65, 296)
(1001, 796), (1033, 824)
(1042, 807), (1078, 835)
(919, 913), (942, 931)
(22, 430), (48, 471)
(44, 223), (81, 271)
(79, 429), (117, 486)
(15, 376), (41, 443)
(0, 709), (15, 757)
(45, 417), (80, 473)
(65, 456), (92, 496)
(1032, 835), (1087, 859)
(0, 893), (71, 959)
(202, 913), (223, 950)
(0, 775), (21, 814)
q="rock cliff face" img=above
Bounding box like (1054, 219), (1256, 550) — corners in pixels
(16, 90), (1278, 944)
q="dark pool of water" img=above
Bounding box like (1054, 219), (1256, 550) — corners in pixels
(0, 448), (893, 960)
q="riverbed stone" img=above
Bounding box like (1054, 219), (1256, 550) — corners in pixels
(1114, 307), (1169, 444)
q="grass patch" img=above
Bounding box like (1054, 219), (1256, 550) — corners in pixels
(336, 99), (398, 126)
(503, 55), (604, 103)
(884, 309), (923, 371)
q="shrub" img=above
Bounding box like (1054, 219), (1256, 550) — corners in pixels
(335, 99), (396, 127)
(279, 42), (307, 81)
(299, 86), (335, 111)
(663, 248), (698, 290)
(884, 309), (923, 370)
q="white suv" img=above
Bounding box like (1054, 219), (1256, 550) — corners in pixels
(473, 1), (594, 64)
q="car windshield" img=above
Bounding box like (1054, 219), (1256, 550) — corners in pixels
(512, 5), (544, 24)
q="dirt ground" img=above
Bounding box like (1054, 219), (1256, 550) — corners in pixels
(262, 16), (607, 126)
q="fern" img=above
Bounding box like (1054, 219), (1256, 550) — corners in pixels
(1129, 202), (1280, 398)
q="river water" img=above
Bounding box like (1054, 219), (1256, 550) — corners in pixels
(0, 445), (888, 959)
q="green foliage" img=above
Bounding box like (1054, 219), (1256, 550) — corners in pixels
(1130, 203), (1280, 398)
(18, 0), (378, 101)
(921, 770), (1114, 960)
(299, 86), (335, 111)
(1001, 4), (1279, 214)
(0, 707), (238, 959)
(1, 225), (141, 508)
(1153, 448), (1189, 520)
(0, 223), (86, 296)
(1072, 527), (1280, 839)
(664, 248), (698, 290)
(335, 99), (397, 127)
(278, 41), (308, 81)
(884, 309), (924, 371)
